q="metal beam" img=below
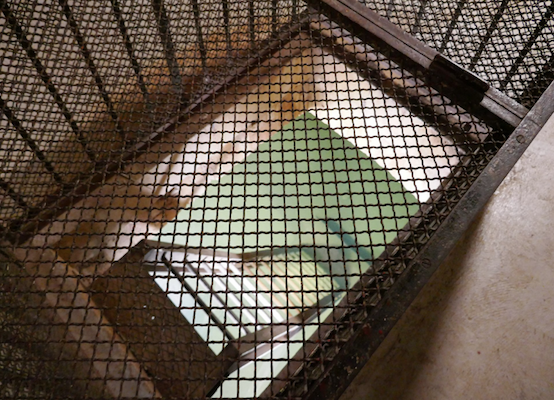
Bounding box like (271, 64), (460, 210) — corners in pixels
(0, 95), (65, 186)
(109, 0), (150, 102)
(275, 81), (554, 400)
(306, 0), (528, 129)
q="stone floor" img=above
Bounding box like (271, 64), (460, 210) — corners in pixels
(340, 113), (554, 399)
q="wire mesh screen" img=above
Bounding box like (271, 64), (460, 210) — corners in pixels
(0, 0), (551, 399)
(359, 0), (554, 108)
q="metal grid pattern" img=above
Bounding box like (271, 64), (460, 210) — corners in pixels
(359, 0), (554, 107)
(0, 0), (552, 399)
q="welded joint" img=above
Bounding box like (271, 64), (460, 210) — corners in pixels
(427, 54), (489, 104)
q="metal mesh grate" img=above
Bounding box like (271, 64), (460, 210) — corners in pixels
(359, 0), (554, 107)
(0, 0), (552, 399)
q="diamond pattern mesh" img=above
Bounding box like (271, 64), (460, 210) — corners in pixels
(0, 0), (551, 399)
(359, 0), (554, 106)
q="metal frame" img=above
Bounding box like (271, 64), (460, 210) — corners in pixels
(275, 83), (554, 399)
(1, 1), (553, 398)
(262, 1), (554, 398)
(0, 0), (542, 242)
(306, 0), (528, 129)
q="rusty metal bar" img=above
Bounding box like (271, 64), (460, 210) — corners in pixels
(232, 295), (331, 355)
(468, 0), (510, 70)
(500, 1), (554, 90)
(226, 304), (325, 374)
(187, 259), (248, 337)
(161, 253), (236, 341)
(144, 240), (244, 261)
(222, 0), (232, 53)
(0, 1), (96, 163)
(191, 0), (207, 72)
(58, 0), (127, 140)
(438, 0), (467, 53)
(411, 0), (428, 35)
(0, 177), (28, 211)
(109, 0), (150, 102)
(151, 0), (183, 97)
(518, 54), (554, 108)
(272, 0), (278, 34)
(0, 95), (65, 186)
(249, 0), (256, 44)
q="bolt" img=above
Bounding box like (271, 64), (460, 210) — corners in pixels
(516, 135), (525, 144)
(420, 258), (432, 269)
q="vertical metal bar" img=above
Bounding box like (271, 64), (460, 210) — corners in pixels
(272, 0), (278, 34)
(439, 0), (467, 53)
(151, 0), (184, 96)
(248, 0), (255, 45)
(0, 177), (29, 210)
(109, 0), (150, 102)
(57, 0), (127, 140)
(0, 95), (65, 186)
(411, 0), (429, 35)
(468, 0), (511, 70)
(517, 53), (554, 108)
(191, 0), (207, 71)
(221, 0), (232, 54)
(500, 1), (554, 89)
(0, 1), (96, 163)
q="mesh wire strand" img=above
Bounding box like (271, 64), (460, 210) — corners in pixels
(0, 0), (550, 399)
(359, 0), (554, 106)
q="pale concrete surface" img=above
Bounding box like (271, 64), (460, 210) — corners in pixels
(340, 112), (554, 400)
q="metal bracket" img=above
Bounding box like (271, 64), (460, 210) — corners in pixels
(427, 54), (490, 104)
